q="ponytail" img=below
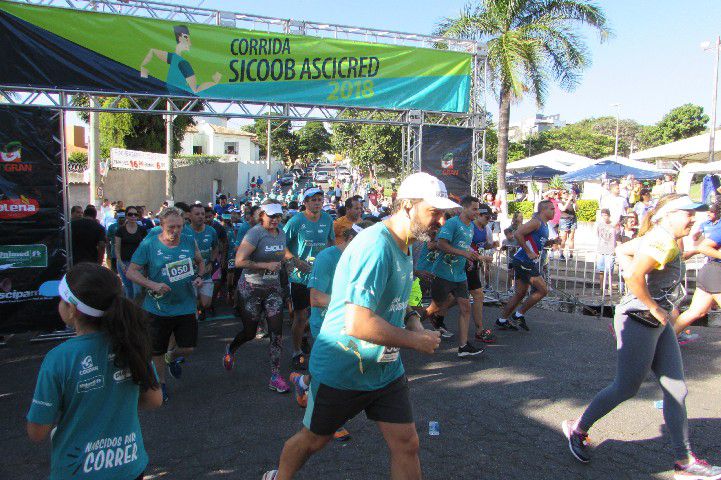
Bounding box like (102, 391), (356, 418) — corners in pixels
(64, 263), (158, 391)
(637, 193), (684, 237)
(102, 295), (158, 391)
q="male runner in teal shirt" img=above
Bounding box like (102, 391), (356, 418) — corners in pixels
(264, 172), (458, 480)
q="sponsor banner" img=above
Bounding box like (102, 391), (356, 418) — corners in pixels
(0, 106), (65, 333)
(110, 148), (168, 171)
(421, 125), (473, 200)
(0, 244), (48, 269)
(0, 1), (471, 113)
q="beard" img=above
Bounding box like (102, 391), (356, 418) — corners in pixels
(410, 216), (436, 243)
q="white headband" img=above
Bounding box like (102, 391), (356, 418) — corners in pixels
(651, 196), (695, 223)
(58, 275), (105, 317)
(303, 187), (322, 200)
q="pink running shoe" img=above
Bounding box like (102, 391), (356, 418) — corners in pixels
(268, 374), (291, 393)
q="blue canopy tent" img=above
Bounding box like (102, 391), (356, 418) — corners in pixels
(508, 166), (566, 181)
(561, 160), (663, 182)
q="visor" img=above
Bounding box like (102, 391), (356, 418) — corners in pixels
(652, 195), (708, 222)
(303, 187), (323, 200)
(261, 203), (284, 216)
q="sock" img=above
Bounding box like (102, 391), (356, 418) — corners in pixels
(514, 311), (524, 319)
(497, 317), (507, 323)
(298, 376), (309, 390)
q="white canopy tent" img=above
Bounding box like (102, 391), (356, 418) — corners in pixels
(506, 149), (595, 172)
(676, 160), (721, 195)
(630, 129), (721, 163)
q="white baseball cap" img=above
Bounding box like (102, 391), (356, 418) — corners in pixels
(397, 172), (460, 210)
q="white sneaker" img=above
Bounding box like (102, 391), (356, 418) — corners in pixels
(262, 470), (278, 480)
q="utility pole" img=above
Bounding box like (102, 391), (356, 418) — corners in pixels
(612, 103), (621, 160)
(266, 116), (271, 177)
(703, 36), (721, 162)
(87, 96), (101, 206)
(165, 100), (174, 203)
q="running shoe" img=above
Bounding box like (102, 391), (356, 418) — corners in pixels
(562, 420), (591, 464)
(514, 314), (530, 331)
(678, 330), (701, 346)
(269, 374), (291, 393)
(334, 427), (351, 442)
(495, 318), (518, 331)
(475, 329), (496, 343)
(223, 344), (235, 371)
(430, 316), (454, 338)
(289, 372), (308, 408)
(161, 383), (169, 404)
(165, 353), (185, 380)
(261, 470), (278, 480)
(291, 353), (307, 371)
(458, 342), (484, 357)
(674, 455), (721, 479)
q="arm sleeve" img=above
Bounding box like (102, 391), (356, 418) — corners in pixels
(26, 354), (62, 425)
(178, 59), (195, 78)
(343, 249), (389, 311)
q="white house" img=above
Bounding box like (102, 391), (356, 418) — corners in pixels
(180, 119), (285, 191)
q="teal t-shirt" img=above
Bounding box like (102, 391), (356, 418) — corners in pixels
(307, 246), (343, 339)
(309, 223), (412, 391)
(190, 225), (218, 280)
(131, 234), (197, 316)
(147, 223), (194, 239)
(106, 222), (119, 259)
(431, 216), (473, 282)
(27, 332), (149, 480)
(283, 211), (335, 285)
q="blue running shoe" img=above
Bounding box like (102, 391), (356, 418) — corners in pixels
(165, 353), (185, 380)
(161, 383), (169, 404)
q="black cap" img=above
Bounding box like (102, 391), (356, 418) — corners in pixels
(478, 204), (492, 216)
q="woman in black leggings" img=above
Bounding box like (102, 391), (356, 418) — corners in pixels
(563, 194), (721, 479)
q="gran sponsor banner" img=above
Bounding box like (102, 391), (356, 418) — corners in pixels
(0, 1), (472, 113)
(0, 106), (65, 333)
(110, 148), (167, 171)
(421, 125), (472, 200)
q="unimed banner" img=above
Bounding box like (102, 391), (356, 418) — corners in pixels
(421, 125), (472, 199)
(0, 1), (472, 112)
(0, 106), (66, 333)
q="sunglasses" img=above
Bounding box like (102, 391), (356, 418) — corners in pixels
(268, 214), (282, 219)
(126, 212), (138, 217)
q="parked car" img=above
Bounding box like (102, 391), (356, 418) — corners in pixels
(337, 168), (351, 181)
(279, 174), (294, 186)
(314, 170), (330, 183)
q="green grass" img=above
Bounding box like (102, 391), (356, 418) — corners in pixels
(689, 182), (702, 202)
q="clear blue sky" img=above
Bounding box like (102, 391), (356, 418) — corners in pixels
(162, 1), (721, 126)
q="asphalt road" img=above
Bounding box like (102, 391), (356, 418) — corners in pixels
(2, 306), (721, 479)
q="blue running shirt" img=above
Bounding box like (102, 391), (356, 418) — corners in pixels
(431, 216), (473, 282)
(307, 246), (343, 339)
(283, 211), (335, 285)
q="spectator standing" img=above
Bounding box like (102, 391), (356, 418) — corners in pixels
(651, 178), (664, 200)
(71, 205), (106, 265)
(105, 210), (124, 272)
(618, 213), (638, 244)
(633, 189), (654, 223)
(594, 209), (616, 290)
(70, 205), (83, 220)
(600, 182), (628, 227)
(661, 173), (676, 195)
(558, 190), (578, 260)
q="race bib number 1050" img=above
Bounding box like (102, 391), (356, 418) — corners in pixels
(165, 258), (194, 283)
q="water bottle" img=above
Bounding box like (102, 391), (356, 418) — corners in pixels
(428, 421), (440, 436)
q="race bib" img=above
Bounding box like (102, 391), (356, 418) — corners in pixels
(377, 346), (400, 363)
(164, 258), (194, 283)
(262, 270), (279, 280)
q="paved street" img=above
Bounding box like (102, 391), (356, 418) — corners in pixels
(2, 306), (721, 479)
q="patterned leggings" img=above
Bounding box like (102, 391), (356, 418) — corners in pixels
(231, 279), (284, 374)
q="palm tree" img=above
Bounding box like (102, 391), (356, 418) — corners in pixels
(436, 0), (610, 210)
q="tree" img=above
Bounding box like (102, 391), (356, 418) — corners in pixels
(244, 117), (299, 166)
(436, 0), (609, 211)
(297, 122), (331, 162)
(75, 94), (196, 158)
(574, 116), (646, 156)
(639, 104), (709, 148)
(330, 113), (402, 177)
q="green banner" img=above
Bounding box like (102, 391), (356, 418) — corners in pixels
(0, 2), (472, 112)
(0, 244), (49, 269)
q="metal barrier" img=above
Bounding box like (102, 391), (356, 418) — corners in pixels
(479, 247), (706, 316)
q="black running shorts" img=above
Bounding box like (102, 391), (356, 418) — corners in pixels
(431, 276), (469, 302)
(511, 258), (541, 284)
(303, 375), (413, 436)
(466, 261), (483, 291)
(290, 282), (311, 311)
(148, 313), (198, 356)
